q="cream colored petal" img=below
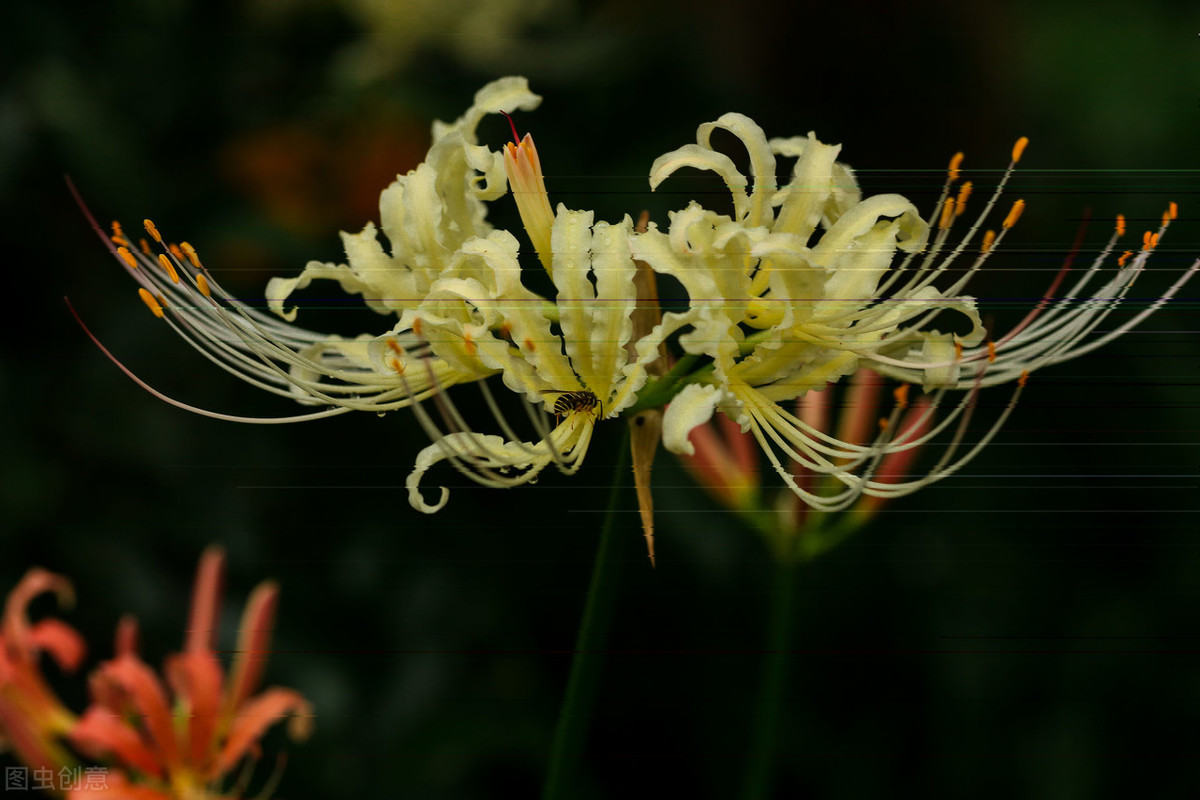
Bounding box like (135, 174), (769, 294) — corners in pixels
(265, 262), (378, 322)
(455, 232), (577, 395)
(430, 76), (542, 145)
(661, 383), (726, 455)
(810, 194), (928, 269)
(549, 207), (597, 390)
(697, 113), (777, 227)
(770, 133), (861, 238)
(650, 144), (749, 222)
(587, 217), (637, 404)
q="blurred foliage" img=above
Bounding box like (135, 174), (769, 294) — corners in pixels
(4, 0), (1200, 797)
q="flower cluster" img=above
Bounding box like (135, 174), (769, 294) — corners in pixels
(78, 76), (1198, 555)
(0, 549), (310, 799)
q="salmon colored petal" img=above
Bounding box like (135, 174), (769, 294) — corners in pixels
(186, 546), (225, 654)
(3, 569), (74, 653)
(165, 650), (224, 773)
(114, 615), (139, 657)
(224, 581), (277, 716)
(214, 688), (312, 777)
(70, 706), (165, 780)
(27, 619), (86, 672)
(95, 655), (179, 772)
(66, 769), (172, 799)
(0, 694), (59, 771)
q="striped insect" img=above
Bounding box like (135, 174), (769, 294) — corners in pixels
(540, 389), (602, 423)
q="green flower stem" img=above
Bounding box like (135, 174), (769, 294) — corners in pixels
(740, 553), (801, 800)
(542, 427), (632, 800)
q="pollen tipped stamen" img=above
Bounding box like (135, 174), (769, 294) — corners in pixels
(157, 253), (180, 284)
(1002, 199), (1025, 229)
(948, 152), (964, 182)
(1011, 136), (1030, 163)
(143, 219), (162, 243)
(137, 288), (164, 318)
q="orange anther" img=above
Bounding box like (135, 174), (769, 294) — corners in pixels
(180, 242), (200, 268)
(157, 253), (180, 284)
(1142, 230), (1158, 250)
(981, 230), (996, 253)
(1002, 199), (1025, 229)
(1169, 201), (1179, 221)
(1011, 137), (1029, 163)
(1116, 214), (1126, 237)
(111, 221), (124, 236)
(387, 338), (403, 355)
(954, 340), (964, 360)
(137, 287), (164, 318)
(117, 246), (138, 269)
(986, 340), (996, 363)
(877, 417), (889, 432)
(195, 273), (212, 297)
(955, 181), (973, 216)
(463, 331), (477, 356)
(939, 196), (955, 229)
(893, 383), (910, 409)
(110, 235), (129, 248)
(523, 337), (536, 352)
(389, 357), (406, 374)
(168, 243), (184, 261)
(139, 238), (151, 255)
(1118, 250), (1133, 268)
(948, 151), (964, 182)
(143, 219), (162, 243)
(1018, 370), (1029, 388)
(413, 318), (424, 337)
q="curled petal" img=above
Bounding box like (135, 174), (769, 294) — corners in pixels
(25, 619), (85, 673)
(662, 384), (727, 456)
(214, 688), (314, 777)
(3, 569), (75, 656)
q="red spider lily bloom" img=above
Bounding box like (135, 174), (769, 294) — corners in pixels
(0, 569), (84, 772)
(68, 547), (312, 799)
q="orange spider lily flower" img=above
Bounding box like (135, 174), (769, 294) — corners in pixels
(0, 569), (85, 772)
(69, 547), (312, 799)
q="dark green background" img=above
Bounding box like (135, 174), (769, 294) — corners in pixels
(4, 0), (1200, 797)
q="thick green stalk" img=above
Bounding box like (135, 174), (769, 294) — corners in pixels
(542, 429), (632, 800)
(740, 555), (800, 800)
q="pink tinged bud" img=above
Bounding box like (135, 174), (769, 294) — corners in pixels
(791, 386), (832, 528)
(503, 133), (556, 273)
(836, 368), (885, 449)
(684, 419), (759, 510)
(717, 412), (758, 478)
(856, 397), (934, 518)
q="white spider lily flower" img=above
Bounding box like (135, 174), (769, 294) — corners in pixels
(634, 114), (1198, 513)
(86, 77), (544, 422)
(404, 206), (676, 513)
